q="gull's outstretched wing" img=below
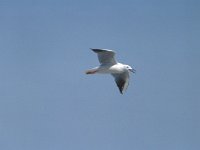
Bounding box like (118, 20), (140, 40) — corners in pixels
(91, 48), (117, 65)
(112, 70), (130, 94)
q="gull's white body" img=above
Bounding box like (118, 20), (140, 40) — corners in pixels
(86, 49), (135, 94)
(93, 63), (125, 74)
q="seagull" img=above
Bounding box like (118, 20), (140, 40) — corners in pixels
(85, 48), (135, 94)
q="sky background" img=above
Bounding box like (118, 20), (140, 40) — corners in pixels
(0, 0), (200, 150)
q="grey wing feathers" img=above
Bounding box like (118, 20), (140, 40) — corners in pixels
(91, 48), (117, 65)
(112, 71), (130, 94)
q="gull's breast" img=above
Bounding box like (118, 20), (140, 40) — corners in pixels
(97, 64), (124, 74)
(108, 64), (125, 74)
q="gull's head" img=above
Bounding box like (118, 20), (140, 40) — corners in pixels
(125, 65), (136, 73)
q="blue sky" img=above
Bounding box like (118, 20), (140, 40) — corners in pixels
(0, 0), (200, 150)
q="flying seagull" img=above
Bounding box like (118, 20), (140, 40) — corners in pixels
(85, 48), (135, 94)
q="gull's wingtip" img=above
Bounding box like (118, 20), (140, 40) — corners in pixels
(90, 48), (99, 50)
(90, 48), (97, 52)
(90, 48), (104, 53)
(119, 89), (124, 94)
(89, 48), (116, 53)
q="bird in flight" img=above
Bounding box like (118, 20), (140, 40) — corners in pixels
(85, 48), (135, 94)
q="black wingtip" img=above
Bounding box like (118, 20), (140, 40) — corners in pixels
(119, 88), (124, 94)
(90, 48), (98, 50)
(115, 79), (125, 95)
(90, 48), (105, 53)
(90, 48), (96, 53)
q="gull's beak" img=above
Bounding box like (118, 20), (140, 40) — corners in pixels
(129, 68), (136, 73)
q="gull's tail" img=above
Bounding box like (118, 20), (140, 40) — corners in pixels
(85, 68), (98, 74)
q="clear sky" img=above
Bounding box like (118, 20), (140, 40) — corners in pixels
(0, 0), (200, 150)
